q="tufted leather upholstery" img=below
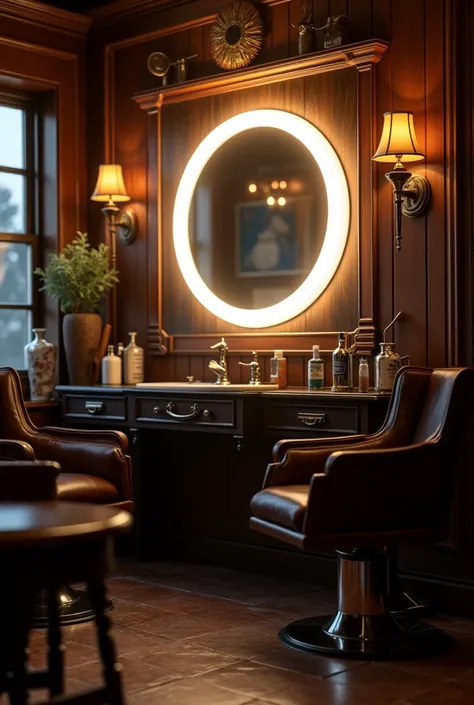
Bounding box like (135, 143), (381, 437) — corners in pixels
(0, 368), (134, 512)
(250, 367), (474, 550)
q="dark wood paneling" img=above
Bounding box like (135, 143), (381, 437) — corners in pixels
(87, 0), (462, 389)
(0, 10), (87, 380)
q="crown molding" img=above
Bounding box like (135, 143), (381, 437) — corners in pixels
(0, 0), (91, 37)
(89, 0), (289, 28)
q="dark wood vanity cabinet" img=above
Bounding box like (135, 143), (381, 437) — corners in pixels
(56, 384), (388, 560)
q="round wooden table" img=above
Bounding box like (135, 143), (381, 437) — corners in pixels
(0, 501), (132, 705)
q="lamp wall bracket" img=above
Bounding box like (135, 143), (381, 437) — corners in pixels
(116, 208), (138, 245)
(401, 174), (431, 219)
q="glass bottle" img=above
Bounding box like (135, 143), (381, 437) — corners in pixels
(358, 357), (369, 393)
(270, 350), (288, 389)
(308, 344), (324, 389)
(123, 332), (145, 384)
(101, 345), (122, 385)
(331, 333), (352, 391)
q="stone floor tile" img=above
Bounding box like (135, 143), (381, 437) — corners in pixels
(130, 679), (254, 705)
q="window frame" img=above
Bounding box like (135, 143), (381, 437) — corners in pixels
(0, 90), (42, 368)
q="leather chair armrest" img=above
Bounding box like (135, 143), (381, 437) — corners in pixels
(272, 435), (367, 462)
(264, 436), (381, 488)
(40, 426), (129, 452)
(0, 439), (35, 461)
(25, 432), (132, 502)
(304, 442), (444, 536)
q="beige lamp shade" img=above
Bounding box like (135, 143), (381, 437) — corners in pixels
(91, 164), (130, 203)
(372, 112), (425, 163)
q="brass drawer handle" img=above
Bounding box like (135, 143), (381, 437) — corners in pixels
(85, 401), (104, 415)
(165, 402), (200, 420)
(297, 412), (326, 427)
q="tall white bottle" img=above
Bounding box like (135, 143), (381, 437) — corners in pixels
(124, 332), (144, 384)
(101, 345), (122, 385)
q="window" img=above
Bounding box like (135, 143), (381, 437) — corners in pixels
(0, 94), (39, 369)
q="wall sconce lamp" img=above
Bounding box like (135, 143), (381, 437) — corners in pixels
(90, 164), (138, 264)
(90, 164), (138, 341)
(372, 112), (431, 252)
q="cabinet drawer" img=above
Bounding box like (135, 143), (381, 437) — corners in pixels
(135, 396), (235, 429)
(264, 402), (359, 435)
(63, 395), (127, 422)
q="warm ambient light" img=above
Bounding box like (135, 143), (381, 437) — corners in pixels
(173, 109), (350, 328)
(271, 180), (279, 190)
(279, 180), (287, 189)
(373, 112), (424, 165)
(91, 164), (131, 203)
(266, 196), (275, 206)
(248, 183), (257, 193)
(277, 196), (286, 206)
(372, 111), (430, 252)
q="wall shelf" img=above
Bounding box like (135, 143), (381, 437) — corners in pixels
(133, 38), (388, 110)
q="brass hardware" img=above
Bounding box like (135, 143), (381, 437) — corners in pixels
(297, 411), (326, 427)
(85, 401), (104, 415)
(210, 2), (263, 71)
(209, 337), (230, 385)
(384, 168), (431, 252)
(233, 435), (243, 451)
(238, 351), (261, 385)
(203, 409), (212, 417)
(165, 402), (200, 420)
(153, 406), (161, 415)
(186, 376), (195, 383)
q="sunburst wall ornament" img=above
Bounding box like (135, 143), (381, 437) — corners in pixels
(211, 1), (264, 71)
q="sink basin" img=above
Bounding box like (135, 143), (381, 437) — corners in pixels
(135, 382), (278, 392)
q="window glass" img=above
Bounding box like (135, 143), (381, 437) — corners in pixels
(0, 243), (32, 305)
(0, 106), (25, 169)
(0, 309), (31, 368)
(0, 173), (26, 234)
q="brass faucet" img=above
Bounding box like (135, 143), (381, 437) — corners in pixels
(209, 337), (230, 385)
(239, 351), (261, 386)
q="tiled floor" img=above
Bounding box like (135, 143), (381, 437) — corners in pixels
(26, 561), (474, 704)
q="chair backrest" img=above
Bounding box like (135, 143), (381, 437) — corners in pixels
(0, 367), (37, 442)
(378, 365), (473, 449)
(0, 461), (59, 501)
(375, 366), (434, 447)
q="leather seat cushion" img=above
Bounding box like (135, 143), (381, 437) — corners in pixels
(250, 485), (309, 532)
(56, 473), (119, 503)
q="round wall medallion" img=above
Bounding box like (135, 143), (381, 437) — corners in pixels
(211, 1), (264, 71)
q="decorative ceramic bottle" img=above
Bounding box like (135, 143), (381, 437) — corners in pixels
(123, 332), (144, 384)
(308, 345), (325, 389)
(101, 345), (122, 385)
(24, 328), (57, 401)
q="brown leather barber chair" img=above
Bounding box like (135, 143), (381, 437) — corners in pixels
(250, 366), (474, 659)
(0, 367), (134, 626)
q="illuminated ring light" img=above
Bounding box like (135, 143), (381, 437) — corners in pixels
(173, 109), (350, 328)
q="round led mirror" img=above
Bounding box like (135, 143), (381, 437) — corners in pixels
(173, 109), (350, 328)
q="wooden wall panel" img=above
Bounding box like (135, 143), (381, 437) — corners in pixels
(87, 0), (463, 386)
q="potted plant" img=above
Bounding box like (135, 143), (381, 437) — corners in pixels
(35, 232), (119, 385)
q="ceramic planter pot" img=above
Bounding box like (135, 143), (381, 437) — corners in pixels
(63, 313), (102, 386)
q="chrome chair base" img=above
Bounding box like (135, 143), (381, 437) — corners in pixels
(278, 549), (451, 660)
(33, 585), (113, 628)
(387, 589), (429, 616)
(279, 614), (452, 660)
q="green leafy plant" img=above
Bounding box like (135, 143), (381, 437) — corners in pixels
(34, 232), (119, 314)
